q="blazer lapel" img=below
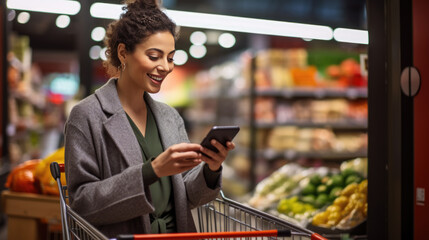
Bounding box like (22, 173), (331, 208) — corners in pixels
(95, 78), (143, 167)
(104, 112), (143, 167)
(144, 92), (177, 149)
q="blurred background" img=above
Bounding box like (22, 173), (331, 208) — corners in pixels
(0, 0), (370, 239)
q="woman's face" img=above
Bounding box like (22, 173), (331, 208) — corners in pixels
(123, 31), (175, 93)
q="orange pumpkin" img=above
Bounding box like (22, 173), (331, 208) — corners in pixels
(5, 159), (41, 194)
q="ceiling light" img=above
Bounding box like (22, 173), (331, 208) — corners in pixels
(7, 0), (81, 15)
(165, 10), (333, 40)
(17, 12), (30, 24)
(100, 47), (107, 61)
(91, 27), (106, 42)
(333, 28), (369, 45)
(173, 50), (188, 65)
(90, 2), (123, 19)
(90, 3), (333, 40)
(89, 46), (102, 60)
(218, 33), (236, 48)
(190, 31), (207, 46)
(7, 10), (16, 21)
(189, 45), (207, 59)
(56, 15), (70, 28)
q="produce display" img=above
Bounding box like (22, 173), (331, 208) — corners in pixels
(248, 158), (368, 232)
(248, 163), (308, 210)
(5, 147), (66, 196)
(311, 180), (367, 229)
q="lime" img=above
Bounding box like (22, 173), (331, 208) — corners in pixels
(301, 195), (316, 205)
(345, 174), (363, 185)
(327, 174), (344, 189)
(317, 184), (328, 195)
(310, 175), (322, 186)
(315, 194), (329, 208)
(292, 202), (306, 214)
(329, 187), (343, 201)
(341, 168), (358, 178)
(301, 183), (316, 196)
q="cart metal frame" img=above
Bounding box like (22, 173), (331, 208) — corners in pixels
(50, 162), (326, 240)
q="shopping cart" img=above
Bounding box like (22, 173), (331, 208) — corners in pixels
(50, 162), (327, 240)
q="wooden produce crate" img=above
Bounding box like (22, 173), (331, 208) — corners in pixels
(1, 190), (61, 240)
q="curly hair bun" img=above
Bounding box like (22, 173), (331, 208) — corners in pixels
(124, 0), (160, 11)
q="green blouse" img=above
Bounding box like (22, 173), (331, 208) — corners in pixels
(126, 107), (176, 234)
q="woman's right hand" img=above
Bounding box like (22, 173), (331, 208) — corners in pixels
(151, 143), (202, 177)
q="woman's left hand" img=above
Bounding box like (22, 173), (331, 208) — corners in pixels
(200, 140), (235, 171)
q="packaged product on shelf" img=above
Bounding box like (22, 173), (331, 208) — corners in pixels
(270, 66), (293, 89)
(267, 126), (298, 151)
(312, 129), (336, 151)
(292, 100), (312, 121)
(324, 58), (367, 88)
(295, 128), (314, 152)
(311, 99), (349, 123)
(290, 66), (318, 87)
(333, 133), (368, 153)
(254, 97), (276, 123)
(347, 100), (368, 121)
(275, 102), (294, 123)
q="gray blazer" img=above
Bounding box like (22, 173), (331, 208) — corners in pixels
(64, 78), (221, 238)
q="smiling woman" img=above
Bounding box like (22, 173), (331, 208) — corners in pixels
(64, 0), (236, 238)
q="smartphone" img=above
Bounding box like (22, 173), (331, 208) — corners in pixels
(200, 126), (240, 154)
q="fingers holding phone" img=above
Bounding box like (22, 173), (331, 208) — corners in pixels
(152, 143), (202, 177)
(200, 139), (235, 171)
(199, 126), (239, 171)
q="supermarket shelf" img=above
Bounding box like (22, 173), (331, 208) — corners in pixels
(254, 87), (368, 99)
(258, 148), (368, 160)
(190, 87), (368, 100)
(255, 119), (368, 130)
(10, 89), (46, 109)
(190, 89), (248, 100)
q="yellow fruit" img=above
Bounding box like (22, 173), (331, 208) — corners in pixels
(328, 211), (341, 224)
(341, 182), (358, 197)
(34, 147), (66, 195)
(326, 205), (341, 213)
(342, 201), (355, 217)
(333, 196), (349, 209)
(350, 192), (366, 201)
(312, 212), (328, 226)
(359, 179), (368, 194)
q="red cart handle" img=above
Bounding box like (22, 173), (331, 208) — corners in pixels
(311, 232), (328, 240)
(118, 229), (292, 239)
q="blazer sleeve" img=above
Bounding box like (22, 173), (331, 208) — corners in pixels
(64, 105), (154, 226)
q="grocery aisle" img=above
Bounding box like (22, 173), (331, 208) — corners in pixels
(4, 0), (427, 239)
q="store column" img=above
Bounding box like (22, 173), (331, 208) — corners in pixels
(413, 0), (429, 238)
(77, 0), (94, 97)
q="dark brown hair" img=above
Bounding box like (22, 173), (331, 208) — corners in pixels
(103, 0), (178, 77)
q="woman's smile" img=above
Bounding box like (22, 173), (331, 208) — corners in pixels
(147, 73), (165, 85)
